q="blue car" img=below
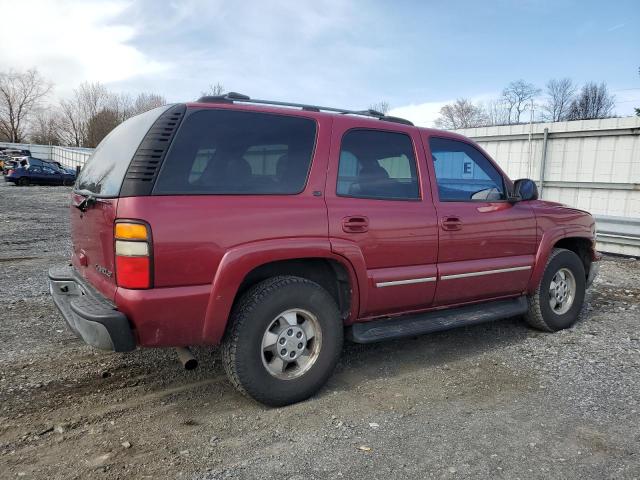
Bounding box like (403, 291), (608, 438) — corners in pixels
(4, 157), (76, 186)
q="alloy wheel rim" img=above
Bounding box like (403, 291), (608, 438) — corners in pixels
(549, 267), (576, 315)
(261, 308), (322, 380)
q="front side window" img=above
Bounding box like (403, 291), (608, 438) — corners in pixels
(154, 110), (316, 195)
(337, 129), (419, 200)
(429, 137), (505, 201)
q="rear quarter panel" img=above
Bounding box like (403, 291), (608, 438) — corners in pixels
(114, 114), (333, 346)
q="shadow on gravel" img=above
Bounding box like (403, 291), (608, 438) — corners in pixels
(326, 315), (532, 391)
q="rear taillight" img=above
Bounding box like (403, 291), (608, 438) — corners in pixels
(114, 221), (152, 289)
(7, 169), (14, 175)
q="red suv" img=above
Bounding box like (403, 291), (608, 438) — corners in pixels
(49, 93), (599, 406)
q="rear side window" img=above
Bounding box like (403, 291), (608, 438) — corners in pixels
(75, 105), (171, 196)
(153, 110), (317, 195)
(337, 129), (419, 200)
(429, 137), (505, 202)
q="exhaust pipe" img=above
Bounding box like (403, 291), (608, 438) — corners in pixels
(176, 347), (198, 370)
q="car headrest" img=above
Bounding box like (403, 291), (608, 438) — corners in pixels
(359, 162), (390, 180)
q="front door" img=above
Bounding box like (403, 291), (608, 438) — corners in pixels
(424, 135), (537, 305)
(326, 118), (439, 318)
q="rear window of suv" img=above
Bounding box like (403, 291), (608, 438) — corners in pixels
(153, 109), (317, 195)
(75, 105), (171, 196)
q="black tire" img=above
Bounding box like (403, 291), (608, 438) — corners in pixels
(17, 177), (29, 186)
(222, 276), (343, 407)
(525, 248), (586, 332)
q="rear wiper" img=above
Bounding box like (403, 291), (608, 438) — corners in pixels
(75, 194), (96, 212)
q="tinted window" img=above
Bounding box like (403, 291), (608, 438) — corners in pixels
(76, 105), (171, 196)
(154, 110), (316, 195)
(337, 129), (419, 200)
(429, 137), (505, 201)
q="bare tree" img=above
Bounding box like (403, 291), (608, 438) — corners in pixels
(108, 91), (166, 123)
(542, 78), (576, 122)
(567, 82), (615, 120)
(201, 83), (225, 97)
(131, 92), (166, 115)
(59, 99), (84, 147)
(30, 108), (62, 145)
(434, 98), (488, 129)
(369, 101), (390, 115)
(59, 84), (166, 147)
(501, 80), (541, 124)
(0, 69), (52, 142)
(485, 98), (511, 126)
(58, 82), (109, 146)
(108, 92), (135, 122)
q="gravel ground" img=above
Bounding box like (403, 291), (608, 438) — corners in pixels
(0, 180), (639, 480)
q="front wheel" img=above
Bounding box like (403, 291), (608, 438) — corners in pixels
(525, 248), (586, 332)
(221, 276), (343, 406)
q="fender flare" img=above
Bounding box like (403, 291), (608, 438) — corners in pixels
(201, 237), (361, 344)
(527, 226), (593, 293)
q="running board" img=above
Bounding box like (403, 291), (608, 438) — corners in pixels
(348, 297), (528, 344)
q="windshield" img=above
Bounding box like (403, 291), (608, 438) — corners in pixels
(75, 104), (171, 196)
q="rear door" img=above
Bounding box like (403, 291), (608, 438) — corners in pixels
(423, 135), (537, 305)
(326, 118), (438, 318)
(27, 166), (46, 184)
(41, 165), (62, 185)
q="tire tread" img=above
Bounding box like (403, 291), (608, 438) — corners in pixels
(525, 248), (578, 332)
(221, 276), (335, 404)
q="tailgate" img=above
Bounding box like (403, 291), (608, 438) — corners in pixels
(70, 193), (119, 302)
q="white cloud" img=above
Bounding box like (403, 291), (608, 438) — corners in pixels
(388, 101), (450, 128)
(107, 0), (387, 105)
(0, 0), (167, 97)
(390, 93), (502, 128)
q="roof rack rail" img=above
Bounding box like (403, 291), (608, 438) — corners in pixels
(195, 93), (414, 126)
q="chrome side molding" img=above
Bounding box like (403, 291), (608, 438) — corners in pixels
(440, 265), (531, 281)
(376, 277), (437, 288)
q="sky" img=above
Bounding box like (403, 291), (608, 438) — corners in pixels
(0, 0), (638, 126)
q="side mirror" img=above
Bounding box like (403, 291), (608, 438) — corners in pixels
(512, 178), (539, 202)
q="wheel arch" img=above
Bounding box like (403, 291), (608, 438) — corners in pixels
(201, 238), (360, 344)
(528, 227), (595, 293)
(553, 236), (594, 279)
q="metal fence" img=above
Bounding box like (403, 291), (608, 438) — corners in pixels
(0, 142), (92, 170)
(455, 116), (640, 256)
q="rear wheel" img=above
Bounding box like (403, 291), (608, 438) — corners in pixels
(525, 248), (586, 332)
(222, 276), (343, 406)
(17, 177), (29, 186)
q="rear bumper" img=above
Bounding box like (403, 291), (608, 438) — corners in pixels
(48, 265), (136, 352)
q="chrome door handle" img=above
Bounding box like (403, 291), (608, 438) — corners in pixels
(441, 216), (462, 231)
(342, 216), (369, 233)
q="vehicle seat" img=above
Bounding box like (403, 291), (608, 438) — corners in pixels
(349, 162), (392, 197)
